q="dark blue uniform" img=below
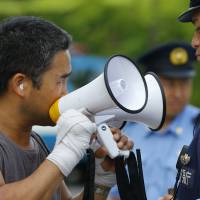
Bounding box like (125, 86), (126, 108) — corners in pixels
(177, 0), (200, 199)
(176, 127), (200, 200)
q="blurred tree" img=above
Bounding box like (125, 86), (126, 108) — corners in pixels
(0, 0), (192, 56)
(0, 0), (199, 106)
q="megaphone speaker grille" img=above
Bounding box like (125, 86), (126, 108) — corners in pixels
(104, 55), (148, 114)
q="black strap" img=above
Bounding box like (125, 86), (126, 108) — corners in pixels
(82, 148), (95, 200)
(127, 152), (141, 200)
(136, 149), (147, 200)
(115, 156), (132, 200)
(81, 148), (147, 200)
(115, 150), (147, 200)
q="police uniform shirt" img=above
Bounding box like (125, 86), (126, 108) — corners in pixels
(108, 105), (199, 200)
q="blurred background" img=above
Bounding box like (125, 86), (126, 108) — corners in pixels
(0, 0), (199, 106)
(1, 0), (199, 195)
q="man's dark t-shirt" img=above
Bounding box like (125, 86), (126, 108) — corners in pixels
(0, 132), (61, 200)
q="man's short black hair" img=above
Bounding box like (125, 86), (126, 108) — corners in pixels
(0, 16), (72, 95)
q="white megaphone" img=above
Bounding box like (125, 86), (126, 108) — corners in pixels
(49, 55), (148, 123)
(95, 72), (166, 131)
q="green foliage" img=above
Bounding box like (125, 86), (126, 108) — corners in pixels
(70, 69), (98, 88)
(0, 0), (192, 56)
(0, 0), (199, 106)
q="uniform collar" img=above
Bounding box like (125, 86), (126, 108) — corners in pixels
(146, 106), (188, 137)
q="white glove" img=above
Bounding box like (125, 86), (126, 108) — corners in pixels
(47, 109), (96, 177)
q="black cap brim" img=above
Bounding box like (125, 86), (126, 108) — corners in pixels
(178, 6), (200, 22)
(160, 70), (196, 78)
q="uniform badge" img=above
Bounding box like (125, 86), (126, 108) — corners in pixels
(180, 167), (194, 188)
(169, 47), (188, 65)
(180, 153), (191, 165)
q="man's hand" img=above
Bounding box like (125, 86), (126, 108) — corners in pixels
(93, 127), (133, 188)
(159, 194), (173, 200)
(47, 109), (96, 177)
(95, 127), (133, 171)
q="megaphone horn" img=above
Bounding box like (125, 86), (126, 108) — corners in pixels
(95, 72), (166, 130)
(49, 55), (148, 123)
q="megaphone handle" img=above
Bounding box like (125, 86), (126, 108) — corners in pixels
(97, 123), (130, 159)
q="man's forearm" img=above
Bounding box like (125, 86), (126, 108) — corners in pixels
(0, 160), (64, 200)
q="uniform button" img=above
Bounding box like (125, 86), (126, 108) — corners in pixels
(176, 127), (183, 135)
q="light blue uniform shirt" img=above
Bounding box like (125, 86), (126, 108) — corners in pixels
(109, 105), (199, 200)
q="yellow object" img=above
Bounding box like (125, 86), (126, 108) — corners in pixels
(49, 99), (60, 123)
(169, 48), (188, 65)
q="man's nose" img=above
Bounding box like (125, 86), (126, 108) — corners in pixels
(173, 87), (182, 98)
(61, 86), (68, 96)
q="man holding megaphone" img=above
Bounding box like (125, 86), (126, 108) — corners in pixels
(0, 16), (133, 200)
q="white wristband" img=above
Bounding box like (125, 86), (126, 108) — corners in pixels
(47, 142), (84, 177)
(47, 109), (96, 177)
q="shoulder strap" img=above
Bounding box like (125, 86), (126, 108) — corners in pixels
(31, 132), (50, 155)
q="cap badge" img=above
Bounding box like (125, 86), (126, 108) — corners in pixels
(169, 47), (188, 65)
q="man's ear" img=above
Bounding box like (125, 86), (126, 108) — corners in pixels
(9, 73), (29, 97)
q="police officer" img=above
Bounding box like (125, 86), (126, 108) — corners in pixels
(107, 42), (199, 200)
(161, 1), (200, 200)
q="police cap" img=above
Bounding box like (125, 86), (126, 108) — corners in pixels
(137, 42), (196, 78)
(178, 0), (200, 22)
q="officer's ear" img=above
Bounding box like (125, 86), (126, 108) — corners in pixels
(9, 73), (31, 97)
